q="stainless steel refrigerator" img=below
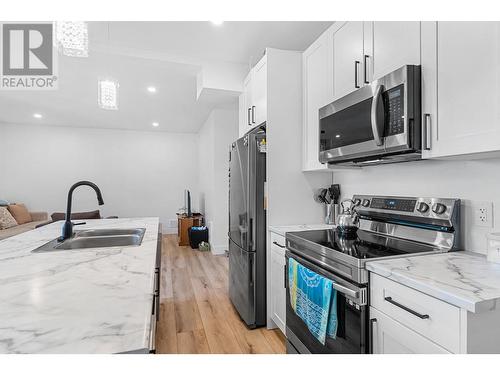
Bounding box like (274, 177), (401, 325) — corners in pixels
(228, 127), (266, 328)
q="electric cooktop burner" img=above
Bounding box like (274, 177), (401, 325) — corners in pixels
(293, 228), (436, 260)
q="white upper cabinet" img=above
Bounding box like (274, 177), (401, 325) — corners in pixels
(238, 55), (268, 136)
(367, 21), (421, 81)
(333, 22), (365, 99)
(422, 21), (500, 159)
(302, 27), (334, 171)
(238, 93), (247, 138)
(251, 56), (267, 127)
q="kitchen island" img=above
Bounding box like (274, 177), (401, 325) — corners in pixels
(0, 217), (160, 354)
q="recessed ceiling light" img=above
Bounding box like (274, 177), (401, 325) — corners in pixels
(152, 122), (159, 127)
(147, 86), (157, 93)
(335, 134), (341, 138)
(210, 21), (224, 26)
(33, 113), (43, 119)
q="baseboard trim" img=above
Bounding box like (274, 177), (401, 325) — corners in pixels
(210, 244), (227, 255)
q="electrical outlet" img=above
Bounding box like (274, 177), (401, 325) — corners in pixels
(473, 201), (493, 228)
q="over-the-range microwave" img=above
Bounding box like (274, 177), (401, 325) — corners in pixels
(319, 65), (422, 167)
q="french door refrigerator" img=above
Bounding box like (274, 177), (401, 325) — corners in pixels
(228, 127), (266, 328)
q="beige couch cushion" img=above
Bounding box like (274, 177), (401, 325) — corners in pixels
(0, 207), (18, 229)
(0, 220), (47, 241)
(8, 204), (32, 225)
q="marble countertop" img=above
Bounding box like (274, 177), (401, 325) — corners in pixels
(0, 217), (159, 353)
(367, 251), (500, 313)
(268, 224), (335, 237)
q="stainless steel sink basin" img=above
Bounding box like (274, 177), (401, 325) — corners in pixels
(74, 228), (145, 238)
(32, 228), (146, 253)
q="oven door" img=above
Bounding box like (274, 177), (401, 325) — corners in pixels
(319, 65), (420, 165)
(285, 251), (368, 354)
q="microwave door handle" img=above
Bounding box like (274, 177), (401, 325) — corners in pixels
(371, 85), (385, 147)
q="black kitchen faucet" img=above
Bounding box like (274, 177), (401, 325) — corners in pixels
(58, 181), (104, 242)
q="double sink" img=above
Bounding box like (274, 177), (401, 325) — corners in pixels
(33, 228), (146, 253)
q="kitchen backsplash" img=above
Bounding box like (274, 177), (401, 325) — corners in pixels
(331, 157), (500, 254)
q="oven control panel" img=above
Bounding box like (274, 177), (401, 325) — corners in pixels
(369, 197), (416, 212)
(352, 195), (461, 222)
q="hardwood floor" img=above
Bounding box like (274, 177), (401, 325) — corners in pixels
(156, 234), (286, 354)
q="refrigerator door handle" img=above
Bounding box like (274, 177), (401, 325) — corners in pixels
(249, 218), (253, 251)
(249, 255), (254, 286)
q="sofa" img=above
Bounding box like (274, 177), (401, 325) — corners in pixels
(0, 209), (50, 240)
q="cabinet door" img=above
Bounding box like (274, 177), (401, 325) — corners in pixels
(370, 307), (450, 354)
(333, 21), (364, 99)
(270, 243), (286, 334)
(302, 31), (333, 171)
(369, 22), (421, 81)
(238, 93), (247, 138)
(243, 72), (252, 131)
(422, 21), (500, 158)
(251, 56), (267, 127)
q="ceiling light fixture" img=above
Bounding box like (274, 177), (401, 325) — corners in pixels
(147, 86), (157, 93)
(210, 21), (224, 26)
(152, 122), (159, 127)
(55, 21), (89, 57)
(33, 113), (43, 119)
(98, 79), (119, 110)
(335, 134), (341, 138)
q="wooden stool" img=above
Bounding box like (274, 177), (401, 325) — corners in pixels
(177, 213), (203, 246)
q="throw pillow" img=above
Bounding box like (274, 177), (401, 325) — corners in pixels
(0, 207), (18, 229)
(7, 204), (32, 225)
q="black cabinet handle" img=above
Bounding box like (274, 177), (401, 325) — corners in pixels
(273, 241), (286, 249)
(251, 106), (256, 124)
(384, 297), (430, 319)
(369, 318), (377, 353)
(247, 108), (251, 126)
(354, 61), (361, 88)
(363, 55), (370, 84)
(424, 113), (432, 150)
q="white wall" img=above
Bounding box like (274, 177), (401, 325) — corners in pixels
(332, 158), (500, 254)
(0, 123), (199, 234)
(197, 107), (238, 254)
(267, 48), (332, 228)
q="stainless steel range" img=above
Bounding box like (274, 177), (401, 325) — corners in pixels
(285, 195), (461, 354)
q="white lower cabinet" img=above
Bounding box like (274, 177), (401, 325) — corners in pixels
(269, 232), (286, 334)
(370, 272), (500, 354)
(370, 307), (450, 354)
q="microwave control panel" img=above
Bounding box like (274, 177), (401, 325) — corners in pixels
(384, 85), (405, 136)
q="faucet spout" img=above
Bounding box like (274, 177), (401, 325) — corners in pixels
(59, 181), (104, 242)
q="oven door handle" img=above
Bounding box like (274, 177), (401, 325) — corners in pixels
(370, 84), (385, 147)
(286, 250), (365, 303)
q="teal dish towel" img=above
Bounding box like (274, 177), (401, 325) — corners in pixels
(289, 258), (338, 344)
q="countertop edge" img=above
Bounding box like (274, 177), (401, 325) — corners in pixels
(366, 261), (481, 313)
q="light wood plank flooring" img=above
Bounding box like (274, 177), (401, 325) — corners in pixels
(156, 234), (286, 354)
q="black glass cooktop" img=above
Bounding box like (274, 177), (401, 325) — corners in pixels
(290, 229), (435, 260)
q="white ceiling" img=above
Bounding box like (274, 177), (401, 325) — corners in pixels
(0, 21), (333, 133)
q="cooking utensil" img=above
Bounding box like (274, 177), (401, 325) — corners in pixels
(329, 184), (341, 203)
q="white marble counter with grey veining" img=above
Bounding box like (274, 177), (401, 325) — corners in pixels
(0, 217), (159, 353)
(367, 251), (500, 313)
(268, 224), (335, 237)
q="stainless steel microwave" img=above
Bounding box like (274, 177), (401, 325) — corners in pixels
(319, 65), (422, 166)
